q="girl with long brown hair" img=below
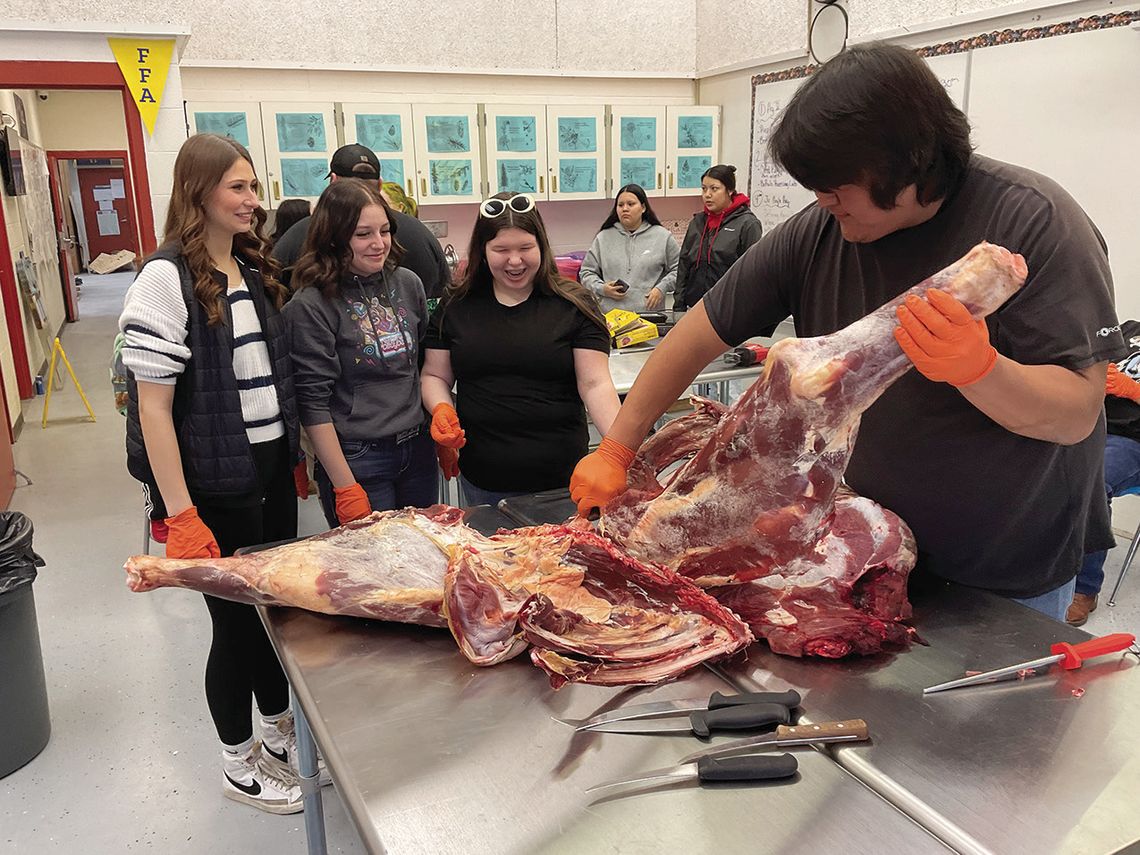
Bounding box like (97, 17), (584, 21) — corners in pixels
(285, 179), (437, 525)
(119, 133), (307, 814)
(421, 192), (621, 507)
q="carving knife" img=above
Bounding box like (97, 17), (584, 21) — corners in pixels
(586, 752), (798, 794)
(579, 701), (792, 737)
(677, 719), (869, 763)
(923, 631), (1136, 694)
(558, 690), (801, 731)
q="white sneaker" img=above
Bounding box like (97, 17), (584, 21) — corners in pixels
(261, 712), (332, 787)
(221, 743), (303, 815)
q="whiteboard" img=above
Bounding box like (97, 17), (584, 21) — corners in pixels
(967, 26), (1140, 321)
(749, 52), (968, 235)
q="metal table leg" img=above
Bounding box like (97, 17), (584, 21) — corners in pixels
(292, 688), (327, 855)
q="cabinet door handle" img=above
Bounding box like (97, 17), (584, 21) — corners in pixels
(668, 173), (674, 190)
(406, 178), (413, 195)
(657, 172), (662, 189)
(552, 175), (558, 193)
(539, 175), (544, 193)
(273, 180), (281, 200)
(421, 177), (428, 196)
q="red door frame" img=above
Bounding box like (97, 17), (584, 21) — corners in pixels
(0, 60), (157, 398)
(46, 149), (140, 320)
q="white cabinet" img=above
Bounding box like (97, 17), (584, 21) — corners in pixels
(259, 101), (337, 208)
(186, 102), (273, 207)
(545, 106), (606, 201)
(411, 104), (483, 204)
(483, 104), (548, 198)
(610, 106), (667, 197)
(665, 106), (720, 197)
(341, 103), (417, 201)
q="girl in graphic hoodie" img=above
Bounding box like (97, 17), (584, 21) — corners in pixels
(675, 164), (762, 310)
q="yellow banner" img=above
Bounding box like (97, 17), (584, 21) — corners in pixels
(108, 38), (175, 136)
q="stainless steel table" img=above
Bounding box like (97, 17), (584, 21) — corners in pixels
(719, 581), (1140, 855)
(262, 608), (949, 854)
(608, 337), (767, 400)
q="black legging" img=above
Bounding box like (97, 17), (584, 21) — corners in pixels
(195, 438), (298, 745)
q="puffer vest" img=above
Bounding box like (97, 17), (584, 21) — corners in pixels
(125, 245), (299, 499)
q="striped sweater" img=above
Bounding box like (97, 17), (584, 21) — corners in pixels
(119, 259), (284, 445)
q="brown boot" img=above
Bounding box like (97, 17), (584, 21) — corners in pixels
(1065, 593), (1099, 627)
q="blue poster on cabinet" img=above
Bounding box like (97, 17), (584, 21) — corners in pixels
(429, 159), (473, 195)
(426, 117), (470, 153)
(557, 118), (597, 152)
(495, 116), (536, 152)
(559, 159), (597, 194)
(378, 159), (405, 187)
(677, 156), (712, 188)
(497, 159), (538, 193)
(280, 158), (329, 196)
(356, 115), (403, 152)
(677, 116), (713, 149)
(621, 157), (656, 189)
(276, 113), (326, 152)
(620, 117), (657, 151)
(194, 112), (250, 146)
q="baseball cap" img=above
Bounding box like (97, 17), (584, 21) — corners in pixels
(327, 144), (381, 179)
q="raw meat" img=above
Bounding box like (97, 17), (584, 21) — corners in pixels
(125, 509), (753, 687)
(601, 242), (1027, 654)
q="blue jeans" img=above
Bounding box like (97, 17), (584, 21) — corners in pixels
(315, 428), (437, 528)
(1010, 577), (1078, 623)
(1076, 434), (1140, 596)
(458, 475), (530, 510)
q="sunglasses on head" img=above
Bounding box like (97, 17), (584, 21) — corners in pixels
(479, 194), (535, 218)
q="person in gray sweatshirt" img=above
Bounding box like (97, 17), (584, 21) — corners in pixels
(580, 184), (680, 314)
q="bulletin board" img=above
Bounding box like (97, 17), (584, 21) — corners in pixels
(748, 10), (1140, 317)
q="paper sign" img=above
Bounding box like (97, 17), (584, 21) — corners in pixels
(495, 116), (537, 152)
(496, 159), (537, 193)
(98, 199), (114, 211)
(677, 156), (711, 188)
(96, 210), (121, 236)
(276, 114), (327, 152)
(620, 157), (656, 189)
(109, 178), (126, 198)
(559, 159), (597, 193)
(93, 187), (114, 203)
(280, 159), (329, 197)
(425, 117), (470, 153)
(428, 160), (473, 195)
(194, 111), (251, 146)
(677, 116), (713, 149)
(619, 117), (657, 152)
(108, 38), (174, 136)
(378, 159), (405, 187)
(356, 115), (403, 152)
(558, 118), (596, 152)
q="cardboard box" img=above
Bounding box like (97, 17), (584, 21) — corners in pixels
(614, 319), (659, 348)
(88, 249), (137, 274)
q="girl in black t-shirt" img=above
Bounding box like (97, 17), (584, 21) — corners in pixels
(421, 192), (621, 506)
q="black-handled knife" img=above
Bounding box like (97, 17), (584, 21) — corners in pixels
(565, 690), (802, 731)
(583, 702), (792, 736)
(586, 752), (799, 793)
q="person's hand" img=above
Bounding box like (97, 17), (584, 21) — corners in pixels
(569, 436), (638, 516)
(431, 403), (466, 449)
(603, 281), (627, 301)
(333, 482), (372, 525)
(894, 289), (997, 387)
(1106, 363), (1140, 402)
(644, 287), (664, 310)
(436, 444), (460, 480)
(293, 456), (309, 500)
(165, 506), (221, 559)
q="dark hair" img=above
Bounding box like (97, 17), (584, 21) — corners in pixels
(700, 164), (737, 194)
(291, 179), (405, 298)
(162, 133), (285, 326)
(449, 192), (605, 331)
(598, 184), (662, 233)
(770, 42), (973, 209)
(269, 198), (311, 245)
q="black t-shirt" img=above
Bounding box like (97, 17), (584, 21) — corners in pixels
(703, 155), (1125, 597)
(424, 287), (610, 492)
(1106, 320), (1140, 441)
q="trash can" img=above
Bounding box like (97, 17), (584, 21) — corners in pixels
(0, 512), (49, 778)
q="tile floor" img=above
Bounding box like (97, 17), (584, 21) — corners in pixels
(0, 272), (1137, 853)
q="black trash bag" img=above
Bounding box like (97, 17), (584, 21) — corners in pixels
(0, 512), (45, 595)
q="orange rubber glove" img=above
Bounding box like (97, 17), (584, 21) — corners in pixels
(894, 289), (997, 387)
(436, 444), (460, 480)
(569, 436), (637, 517)
(293, 457), (309, 500)
(1106, 363), (1140, 403)
(430, 403), (466, 449)
(333, 482), (372, 525)
(165, 506), (221, 559)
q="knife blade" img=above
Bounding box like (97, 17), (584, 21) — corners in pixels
(582, 701), (791, 737)
(586, 752), (798, 794)
(563, 690), (801, 732)
(677, 719), (869, 763)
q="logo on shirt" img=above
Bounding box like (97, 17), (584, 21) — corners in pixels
(1096, 324), (1121, 338)
(348, 297), (412, 366)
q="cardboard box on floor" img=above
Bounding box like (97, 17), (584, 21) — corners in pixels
(88, 250), (136, 275)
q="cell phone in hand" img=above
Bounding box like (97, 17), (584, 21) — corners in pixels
(614, 279), (629, 293)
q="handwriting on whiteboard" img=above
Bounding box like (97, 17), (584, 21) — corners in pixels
(750, 84), (817, 234)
